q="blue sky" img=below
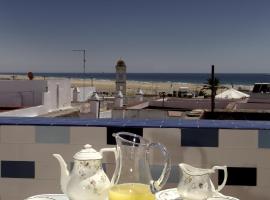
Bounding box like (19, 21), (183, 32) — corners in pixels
(0, 0), (270, 73)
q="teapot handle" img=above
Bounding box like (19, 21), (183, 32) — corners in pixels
(148, 142), (171, 193)
(100, 148), (118, 185)
(212, 166), (228, 192)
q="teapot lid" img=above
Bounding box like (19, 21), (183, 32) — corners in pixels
(73, 144), (102, 160)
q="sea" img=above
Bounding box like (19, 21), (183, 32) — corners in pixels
(4, 72), (270, 86)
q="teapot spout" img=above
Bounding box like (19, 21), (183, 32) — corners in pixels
(53, 154), (70, 194)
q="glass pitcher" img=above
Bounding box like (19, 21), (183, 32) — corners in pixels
(109, 132), (171, 200)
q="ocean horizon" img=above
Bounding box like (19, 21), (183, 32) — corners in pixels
(1, 72), (270, 86)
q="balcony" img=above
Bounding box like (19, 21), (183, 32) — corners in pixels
(0, 117), (269, 200)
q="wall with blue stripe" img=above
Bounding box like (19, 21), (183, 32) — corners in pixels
(0, 119), (269, 200)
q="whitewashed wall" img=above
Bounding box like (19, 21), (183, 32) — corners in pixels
(0, 124), (268, 200)
(0, 80), (47, 107)
(0, 79), (71, 117)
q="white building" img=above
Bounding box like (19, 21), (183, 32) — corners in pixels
(0, 79), (72, 117)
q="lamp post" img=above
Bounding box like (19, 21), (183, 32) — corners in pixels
(211, 65), (215, 113)
(72, 49), (86, 101)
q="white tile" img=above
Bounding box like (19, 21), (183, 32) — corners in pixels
(147, 145), (182, 165)
(143, 128), (180, 147)
(101, 147), (118, 164)
(219, 129), (258, 149)
(1, 125), (35, 144)
(0, 144), (21, 160)
(149, 146), (222, 167)
(35, 161), (61, 180)
(254, 148), (270, 168)
(142, 129), (182, 166)
(70, 127), (107, 148)
(0, 125), (2, 143)
(0, 178), (60, 200)
(221, 186), (270, 200)
(178, 147), (221, 168)
(210, 148), (258, 167)
(0, 143), (82, 162)
(153, 146), (260, 169)
(258, 168), (270, 187)
(103, 163), (116, 181)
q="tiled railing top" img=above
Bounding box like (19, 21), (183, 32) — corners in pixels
(0, 117), (270, 129)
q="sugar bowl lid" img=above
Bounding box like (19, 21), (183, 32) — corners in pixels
(73, 144), (102, 160)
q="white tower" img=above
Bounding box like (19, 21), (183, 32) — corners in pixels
(115, 59), (127, 96)
(72, 87), (80, 102)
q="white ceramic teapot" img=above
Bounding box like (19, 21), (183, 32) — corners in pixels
(53, 144), (117, 200)
(177, 163), (228, 200)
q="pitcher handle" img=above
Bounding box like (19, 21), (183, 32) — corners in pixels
(100, 148), (118, 185)
(148, 142), (171, 193)
(212, 166), (228, 192)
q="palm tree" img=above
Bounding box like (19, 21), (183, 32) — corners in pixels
(200, 77), (221, 97)
(199, 77), (219, 112)
(199, 65), (227, 112)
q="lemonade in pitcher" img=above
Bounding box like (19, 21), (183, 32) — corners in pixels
(108, 183), (155, 200)
(109, 132), (171, 200)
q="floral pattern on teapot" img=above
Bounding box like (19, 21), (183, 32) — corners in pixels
(80, 169), (110, 195)
(74, 160), (101, 179)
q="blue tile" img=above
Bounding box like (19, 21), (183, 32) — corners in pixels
(143, 119), (164, 128)
(179, 119), (198, 128)
(253, 121), (270, 130)
(181, 128), (219, 147)
(106, 119), (129, 127)
(197, 120), (220, 128)
(107, 127), (143, 145)
(36, 126), (70, 143)
(162, 119), (180, 128)
(1, 161), (35, 178)
(151, 165), (179, 183)
(125, 120), (147, 127)
(219, 167), (256, 186)
(258, 129), (270, 148)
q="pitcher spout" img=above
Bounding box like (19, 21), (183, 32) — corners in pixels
(53, 154), (70, 194)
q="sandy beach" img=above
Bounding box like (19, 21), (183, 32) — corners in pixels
(0, 74), (206, 95)
(70, 78), (207, 95)
(0, 74), (252, 96)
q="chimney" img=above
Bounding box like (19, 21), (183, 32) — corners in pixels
(136, 88), (144, 102)
(90, 92), (101, 118)
(114, 90), (124, 108)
